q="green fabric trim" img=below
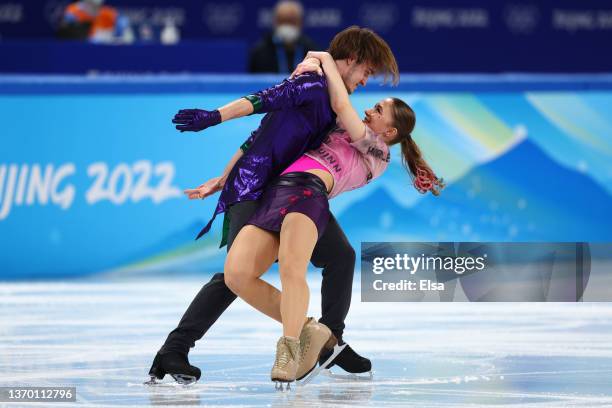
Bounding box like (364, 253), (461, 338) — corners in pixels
(219, 212), (231, 248)
(240, 139), (251, 153)
(243, 94), (263, 113)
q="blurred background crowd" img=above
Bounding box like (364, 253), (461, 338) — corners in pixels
(1, 0), (611, 73)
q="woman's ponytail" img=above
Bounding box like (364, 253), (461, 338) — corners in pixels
(392, 98), (444, 196)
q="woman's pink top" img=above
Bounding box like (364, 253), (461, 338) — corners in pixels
(281, 155), (328, 175)
(281, 125), (390, 199)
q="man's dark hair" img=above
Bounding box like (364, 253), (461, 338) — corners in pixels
(328, 25), (399, 85)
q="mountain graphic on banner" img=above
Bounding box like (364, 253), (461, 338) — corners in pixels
(104, 220), (226, 277)
(339, 139), (612, 244)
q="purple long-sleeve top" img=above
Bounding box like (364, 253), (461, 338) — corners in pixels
(196, 72), (336, 244)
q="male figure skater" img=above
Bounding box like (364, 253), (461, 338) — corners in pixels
(148, 26), (399, 384)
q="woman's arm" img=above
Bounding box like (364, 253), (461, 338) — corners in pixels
(219, 148), (244, 184)
(184, 148), (244, 200)
(306, 51), (366, 142)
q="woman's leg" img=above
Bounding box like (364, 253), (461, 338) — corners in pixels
(224, 225), (282, 322)
(278, 212), (319, 338)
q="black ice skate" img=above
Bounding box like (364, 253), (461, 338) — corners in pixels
(319, 342), (373, 380)
(145, 352), (201, 385)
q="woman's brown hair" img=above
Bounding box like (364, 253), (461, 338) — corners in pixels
(328, 26), (399, 85)
(390, 98), (444, 196)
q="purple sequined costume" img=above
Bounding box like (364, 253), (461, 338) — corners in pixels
(246, 172), (330, 239)
(196, 73), (336, 245)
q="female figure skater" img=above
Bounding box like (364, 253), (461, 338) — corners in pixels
(185, 51), (443, 385)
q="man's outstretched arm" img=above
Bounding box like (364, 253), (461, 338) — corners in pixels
(172, 99), (254, 132)
(172, 73), (327, 133)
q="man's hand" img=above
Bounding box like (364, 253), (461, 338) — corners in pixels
(184, 176), (224, 200)
(172, 109), (222, 132)
(290, 57), (323, 79)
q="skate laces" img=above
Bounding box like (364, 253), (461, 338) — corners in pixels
(274, 338), (298, 369)
(298, 318), (316, 361)
(299, 332), (311, 364)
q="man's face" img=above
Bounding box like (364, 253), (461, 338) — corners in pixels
(341, 61), (375, 94)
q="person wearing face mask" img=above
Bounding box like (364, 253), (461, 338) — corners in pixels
(248, 1), (318, 74)
(57, 0), (128, 43)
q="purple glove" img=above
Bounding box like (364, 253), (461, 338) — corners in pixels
(172, 109), (221, 132)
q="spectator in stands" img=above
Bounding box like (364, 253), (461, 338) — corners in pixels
(248, 1), (318, 74)
(57, 0), (128, 43)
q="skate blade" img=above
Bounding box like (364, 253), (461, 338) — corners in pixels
(297, 343), (347, 387)
(322, 369), (373, 381)
(143, 376), (162, 386)
(169, 373), (197, 385)
(274, 381), (293, 391)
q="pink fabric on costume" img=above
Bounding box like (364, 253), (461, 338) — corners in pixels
(305, 125), (390, 198)
(279, 125), (390, 199)
(281, 155), (328, 175)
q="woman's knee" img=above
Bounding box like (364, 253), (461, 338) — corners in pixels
(224, 260), (248, 294)
(279, 262), (308, 284)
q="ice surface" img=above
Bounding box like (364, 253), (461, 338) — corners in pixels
(2, 277), (612, 407)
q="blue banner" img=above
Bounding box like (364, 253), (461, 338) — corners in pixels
(1, 74), (612, 280)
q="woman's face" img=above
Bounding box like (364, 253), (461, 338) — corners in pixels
(363, 98), (397, 144)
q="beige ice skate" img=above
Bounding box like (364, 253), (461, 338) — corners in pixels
(296, 317), (334, 380)
(271, 336), (301, 387)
